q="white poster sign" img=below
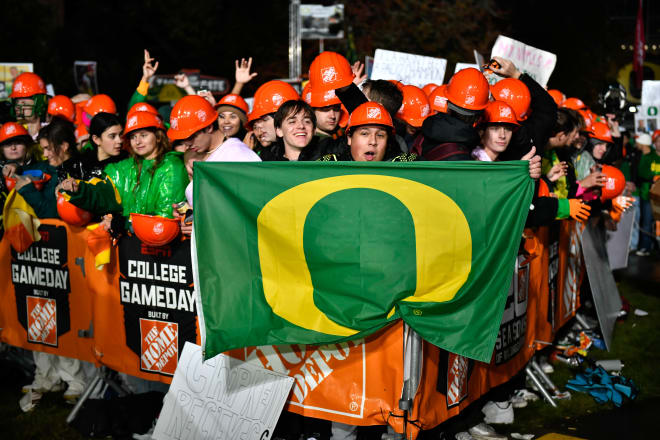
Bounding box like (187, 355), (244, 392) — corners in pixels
(641, 80), (660, 106)
(454, 63), (479, 74)
(490, 35), (557, 87)
(153, 342), (294, 440)
(370, 49), (447, 88)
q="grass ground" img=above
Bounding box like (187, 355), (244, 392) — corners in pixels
(1, 256), (658, 440)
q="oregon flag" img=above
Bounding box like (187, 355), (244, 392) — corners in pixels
(193, 161), (534, 362)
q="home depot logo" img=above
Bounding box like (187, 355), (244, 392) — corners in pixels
(26, 296), (57, 346)
(321, 67), (338, 83)
(446, 353), (468, 407)
(140, 318), (178, 375)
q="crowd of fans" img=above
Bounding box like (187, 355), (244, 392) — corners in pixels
(1, 48), (658, 438)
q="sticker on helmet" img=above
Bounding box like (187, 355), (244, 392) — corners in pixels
(225, 95), (236, 102)
(5, 124), (16, 134)
(421, 105), (430, 117)
(171, 118), (178, 129)
(366, 106), (382, 120)
(272, 93), (284, 107)
(153, 222), (164, 235)
(434, 96), (447, 106)
(196, 109), (207, 122)
(127, 115), (138, 128)
(13, 81), (22, 92)
(321, 67), (338, 84)
(499, 106), (513, 118)
(324, 90), (336, 101)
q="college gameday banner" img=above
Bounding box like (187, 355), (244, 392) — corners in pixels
(86, 233), (199, 383)
(0, 220), (96, 363)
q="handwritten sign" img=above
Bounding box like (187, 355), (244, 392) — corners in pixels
(490, 35), (557, 87)
(153, 342), (294, 440)
(370, 49), (447, 88)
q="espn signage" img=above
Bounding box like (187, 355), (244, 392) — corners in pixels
(10, 225), (70, 347)
(119, 234), (197, 377)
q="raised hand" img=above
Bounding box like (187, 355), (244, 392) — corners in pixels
(235, 57), (258, 84)
(521, 147), (541, 179)
(142, 49), (159, 82)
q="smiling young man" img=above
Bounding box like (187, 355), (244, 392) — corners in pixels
(261, 100), (326, 161)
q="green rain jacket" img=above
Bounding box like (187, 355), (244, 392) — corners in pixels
(104, 152), (188, 218)
(67, 152), (188, 219)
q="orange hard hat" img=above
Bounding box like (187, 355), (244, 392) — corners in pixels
(248, 80), (299, 122)
(490, 78), (531, 121)
(0, 122), (30, 144)
(308, 51), (355, 92)
(57, 193), (92, 226)
(481, 100), (520, 126)
(10, 72), (47, 98)
(5, 176), (17, 192)
(396, 85), (431, 128)
(428, 85), (448, 114)
(131, 213), (180, 247)
(347, 102), (394, 132)
(445, 68), (490, 111)
(75, 123), (89, 142)
(48, 95), (75, 122)
(167, 95), (218, 141)
(589, 121), (613, 144)
(562, 97), (587, 110)
(128, 102), (159, 116)
(125, 111), (165, 136)
(600, 165), (625, 200)
(29, 172), (51, 191)
(547, 89), (564, 107)
(652, 129), (660, 142)
(422, 83), (439, 97)
(215, 93), (249, 114)
(308, 87), (342, 108)
(84, 94), (117, 117)
(302, 82), (312, 104)
(578, 109), (594, 134)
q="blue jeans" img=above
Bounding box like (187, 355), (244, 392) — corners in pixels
(639, 199), (655, 251)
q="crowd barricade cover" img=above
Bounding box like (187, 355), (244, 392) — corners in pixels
(0, 219), (582, 431)
(0, 219), (96, 363)
(86, 232), (199, 384)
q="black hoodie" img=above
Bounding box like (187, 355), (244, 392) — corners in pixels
(412, 112), (480, 161)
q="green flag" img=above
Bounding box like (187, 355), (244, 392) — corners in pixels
(193, 161), (533, 362)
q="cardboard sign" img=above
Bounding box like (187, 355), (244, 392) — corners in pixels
(370, 49), (447, 88)
(454, 63), (479, 74)
(153, 342), (293, 440)
(490, 35), (557, 87)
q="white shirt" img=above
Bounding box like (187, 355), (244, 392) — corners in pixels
(185, 138), (261, 206)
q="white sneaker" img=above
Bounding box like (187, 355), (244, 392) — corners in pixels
(19, 389), (42, 412)
(455, 432), (475, 440)
(635, 249), (650, 256)
(469, 423), (507, 440)
(482, 400), (514, 424)
(539, 358), (554, 374)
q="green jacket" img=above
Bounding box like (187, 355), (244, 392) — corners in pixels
(637, 150), (660, 200)
(104, 152), (188, 218)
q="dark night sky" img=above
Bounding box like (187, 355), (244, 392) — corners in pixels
(1, 0), (656, 115)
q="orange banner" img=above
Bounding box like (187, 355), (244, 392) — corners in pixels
(0, 220), (584, 433)
(86, 233), (199, 384)
(0, 220), (96, 363)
